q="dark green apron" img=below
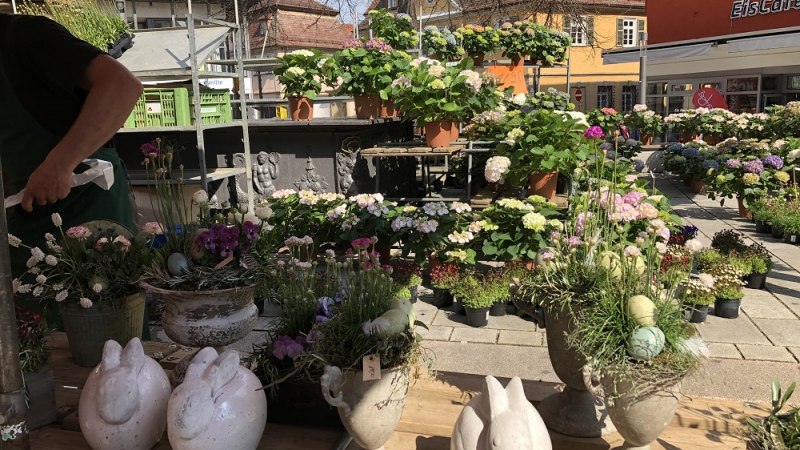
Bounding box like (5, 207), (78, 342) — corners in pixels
(0, 50), (140, 333)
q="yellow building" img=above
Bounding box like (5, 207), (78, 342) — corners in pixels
(367, 0), (646, 112)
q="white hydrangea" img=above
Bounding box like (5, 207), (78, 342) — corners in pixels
(786, 149), (800, 163)
(290, 49), (315, 57)
(414, 219), (438, 234)
(504, 127), (525, 146)
(79, 297), (93, 309)
(447, 231), (474, 244)
(511, 93), (527, 105)
(271, 189), (297, 199)
(423, 202), (449, 216)
(428, 64), (446, 77)
(298, 190), (319, 205)
(450, 202), (472, 213)
(468, 221), (484, 233)
(326, 204), (348, 221)
(484, 156), (511, 183)
(286, 67), (306, 76)
(445, 250), (468, 261)
(521, 212), (547, 231)
(7, 234), (21, 248)
(45, 255), (58, 266)
(633, 104), (648, 112)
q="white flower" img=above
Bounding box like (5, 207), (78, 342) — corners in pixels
(624, 245), (641, 257)
(697, 273), (715, 288)
(403, 205), (418, 213)
(298, 190), (319, 205)
(286, 66), (306, 76)
(16, 283), (32, 294)
(289, 49), (314, 57)
(319, 193), (344, 202)
(459, 69), (482, 93)
(786, 149), (800, 163)
(655, 242), (668, 254)
(684, 238), (704, 254)
(521, 212), (547, 231)
(447, 231), (474, 244)
(468, 221), (484, 233)
(302, 235), (314, 245)
(391, 216), (414, 231)
(504, 127), (525, 146)
(26, 256), (38, 269)
(7, 234), (21, 247)
(326, 204), (348, 221)
(29, 267), (40, 275)
(428, 64), (446, 77)
(255, 205), (273, 220)
(563, 110), (589, 127)
(55, 290), (68, 302)
(30, 247), (44, 262)
(45, 255), (57, 266)
(51, 213), (62, 227)
(484, 156), (511, 183)
(44, 233), (56, 242)
(445, 250), (469, 261)
(271, 189), (297, 199)
(414, 219), (438, 234)
(450, 202), (472, 213)
(511, 93), (527, 105)
(52, 283), (64, 291)
(325, 249), (336, 258)
(35, 274), (46, 284)
(633, 104), (648, 112)
(32, 286), (43, 297)
(92, 283), (103, 293)
(423, 202), (449, 216)
(12, 279), (21, 293)
(294, 261), (313, 269)
(79, 297), (93, 309)
(192, 190), (209, 204)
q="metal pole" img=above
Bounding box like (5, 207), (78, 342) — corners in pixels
(170, 0), (176, 28)
(0, 156), (30, 449)
(187, 2), (209, 192)
(566, 47), (571, 94)
(11, 0), (16, 14)
(132, 0), (138, 30)
(639, 31), (648, 105)
(418, 0), (423, 55)
(234, 0), (255, 213)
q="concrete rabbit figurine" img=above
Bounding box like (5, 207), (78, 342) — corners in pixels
(451, 376), (552, 450)
(79, 338), (171, 450)
(167, 347), (267, 450)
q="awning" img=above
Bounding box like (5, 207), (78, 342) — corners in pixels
(729, 32), (800, 53)
(603, 43), (712, 64)
(117, 26), (230, 82)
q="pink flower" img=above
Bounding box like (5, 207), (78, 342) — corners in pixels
(141, 222), (164, 234)
(584, 126), (605, 140)
(94, 237), (110, 250)
(637, 203), (660, 219)
(622, 191), (647, 207)
(113, 235), (131, 250)
(66, 226), (92, 241)
(601, 107), (618, 115)
(351, 237), (373, 250)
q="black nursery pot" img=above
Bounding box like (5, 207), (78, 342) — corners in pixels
(684, 303), (708, 323)
(771, 226), (785, 239)
(754, 219), (772, 234)
(464, 306), (490, 327)
(745, 272), (768, 290)
(489, 301), (507, 317)
(431, 287), (454, 308)
(784, 232), (800, 245)
(454, 297), (466, 315)
(714, 298), (741, 319)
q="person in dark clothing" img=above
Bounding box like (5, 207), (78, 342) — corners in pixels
(1, 14), (143, 328)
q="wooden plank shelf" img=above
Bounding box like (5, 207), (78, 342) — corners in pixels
(32, 333), (763, 449)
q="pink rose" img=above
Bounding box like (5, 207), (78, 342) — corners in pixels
(66, 226), (92, 241)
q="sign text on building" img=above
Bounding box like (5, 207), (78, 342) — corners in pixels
(731, 0), (800, 19)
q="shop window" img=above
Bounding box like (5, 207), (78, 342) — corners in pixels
(762, 76), (778, 91)
(564, 15), (593, 46)
(387, 0), (397, 9)
(621, 85), (638, 112)
(647, 82), (666, 95)
(597, 85), (614, 109)
(617, 18), (644, 48)
(727, 77), (758, 92)
(787, 75), (800, 91)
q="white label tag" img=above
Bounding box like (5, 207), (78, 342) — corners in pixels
(146, 102), (162, 114)
(362, 354), (381, 381)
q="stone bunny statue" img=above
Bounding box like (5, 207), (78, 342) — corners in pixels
(167, 347), (267, 450)
(451, 376), (552, 450)
(79, 338), (171, 450)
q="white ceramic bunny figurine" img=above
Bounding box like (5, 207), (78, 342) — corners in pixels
(451, 376), (552, 450)
(79, 338), (171, 450)
(167, 347), (267, 450)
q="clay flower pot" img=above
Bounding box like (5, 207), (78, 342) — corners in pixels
(736, 197), (752, 219)
(424, 120), (454, 148)
(380, 98), (399, 118)
(529, 172), (558, 200)
(288, 96), (313, 121)
(688, 179), (705, 194)
(354, 94), (381, 120)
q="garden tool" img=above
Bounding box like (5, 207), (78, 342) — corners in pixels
(4, 158), (115, 208)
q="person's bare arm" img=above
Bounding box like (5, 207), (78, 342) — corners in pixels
(21, 55), (143, 212)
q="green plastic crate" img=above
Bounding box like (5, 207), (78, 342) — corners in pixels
(123, 88), (192, 128)
(189, 89), (233, 125)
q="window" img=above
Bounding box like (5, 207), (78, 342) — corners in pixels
(564, 15), (593, 46)
(387, 0), (397, 9)
(621, 85), (638, 112)
(597, 85), (614, 109)
(788, 75), (800, 91)
(617, 18), (643, 48)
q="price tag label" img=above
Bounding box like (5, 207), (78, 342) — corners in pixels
(362, 354), (381, 381)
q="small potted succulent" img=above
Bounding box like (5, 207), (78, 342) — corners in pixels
(709, 263), (745, 319)
(678, 275), (716, 323)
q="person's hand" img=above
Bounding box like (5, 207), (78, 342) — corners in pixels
(21, 158), (73, 212)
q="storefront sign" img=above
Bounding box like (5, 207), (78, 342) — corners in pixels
(692, 87), (729, 109)
(574, 88), (583, 102)
(730, 0), (800, 19)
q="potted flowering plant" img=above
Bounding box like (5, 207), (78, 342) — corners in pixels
(138, 138), (271, 348)
(492, 109), (591, 198)
(477, 196), (561, 261)
(457, 24), (500, 65)
(498, 20), (569, 65)
(451, 269), (508, 327)
(429, 262), (460, 307)
(366, 9), (418, 51)
(421, 26), (464, 61)
(334, 193), (400, 257)
(389, 201), (478, 265)
(391, 58), (501, 147)
(275, 49), (329, 121)
(623, 104), (663, 144)
(16, 304), (57, 429)
(678, 275), (715, 323)
(696, 108), (736, 143)
(586, 108), (623, 135)
(707, 263), (745, 319)
(11, 218), (151, 367)
(333, 38), (409, 119)
(706, 154), (793, 216)
(263, 189), (346, 246)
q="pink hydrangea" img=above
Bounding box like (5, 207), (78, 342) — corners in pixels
(637, 202), (660, 219)
(622, 191), (647, 207)
(66, 226), (92, 241)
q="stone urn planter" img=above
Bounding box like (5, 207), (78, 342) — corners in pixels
(141, 283), (257, 347)
(321, 365), (410, 450)
(535, 308), (616, 437)
(584, 370), (681, 450)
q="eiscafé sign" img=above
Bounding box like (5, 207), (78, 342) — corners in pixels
(730, 0), (800, 19)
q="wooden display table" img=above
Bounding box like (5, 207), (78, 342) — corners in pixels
(32, 333), (762, 449)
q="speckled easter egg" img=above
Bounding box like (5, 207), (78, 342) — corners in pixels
(627, 327), (665, 361)
(627, 295), (657, 327)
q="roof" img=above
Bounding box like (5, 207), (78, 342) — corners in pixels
(250, 0), (340, 16)
(458, 0), (645, 14)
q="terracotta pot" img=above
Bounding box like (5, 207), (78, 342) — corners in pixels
(688, 179), (705, 194)
(704, 134), (721, 145)
(529, 171), (558, 200)
(537, 308), (616, 437)
(288, 96), (313, 121)
(640, 133), (653, 145)
(380, 98), (399, 118)
(471, 54), (485, 67)
(321, 365), (409, 450)
(354, 94), (381, 120)
(682, 177), (691, 187)
(141, 283), (257, 347)
(737, 197), (752, 219)
(424, 120), (454, 148)
(451, 121), (460, 142)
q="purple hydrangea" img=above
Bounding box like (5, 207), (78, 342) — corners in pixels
(365, 38), (393, 52)
(272, 335), (306, 360)
(584, 126), (604, 140)
(681, 147), (700, 158)
(342, 38), (363, 49)
(599, 142), (613, 152)
(726, 158), (741, 169)
(702, 160), (719, 171)
(743, 159), (764, 174)
(762, 154), (785, 170)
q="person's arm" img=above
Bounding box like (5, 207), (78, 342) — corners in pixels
(21, 55), (143, 212)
